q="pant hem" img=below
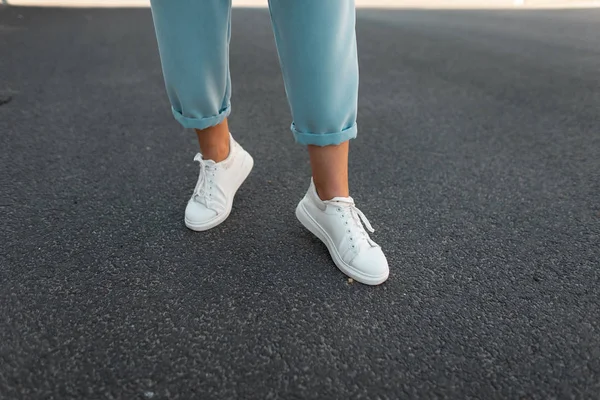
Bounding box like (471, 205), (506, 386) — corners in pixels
(291, 123), (357, 146)
(171, 105), (231, 130)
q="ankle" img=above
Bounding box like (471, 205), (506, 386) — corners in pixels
(195, 119), (230, 163)
(314, 180), (350, 201)
(201, 140), (230, 163)
(307, 142), (350, 201)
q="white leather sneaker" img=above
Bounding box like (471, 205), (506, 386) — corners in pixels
(295, 179), (389, 285)
(184, 134), (253, 231)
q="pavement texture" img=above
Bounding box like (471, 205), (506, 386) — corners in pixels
(1, 5), (599, 400)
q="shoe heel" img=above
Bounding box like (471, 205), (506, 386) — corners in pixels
(295, 201), (327, 244)
(237, 152), (254, 188)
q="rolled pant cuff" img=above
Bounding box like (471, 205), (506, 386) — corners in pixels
(291, 123), (357, 146)
(171, 105), (231, 130)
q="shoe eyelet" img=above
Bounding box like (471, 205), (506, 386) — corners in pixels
(349, 237), (353, 241)
(337, 207), (342, 212)
(344, 221), (348, 225)
(347, 229), (351, 233)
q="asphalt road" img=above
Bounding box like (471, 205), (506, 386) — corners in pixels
(1, 5), (599, 399)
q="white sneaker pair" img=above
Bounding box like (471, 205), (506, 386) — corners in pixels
(185, 134), (389, 285)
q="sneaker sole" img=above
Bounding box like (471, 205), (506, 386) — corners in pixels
(295, 200), (389, 285)
(184, 151), (254, 232)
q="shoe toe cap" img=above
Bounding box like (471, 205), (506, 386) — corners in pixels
(351, 246), (389, 282)
(185, 200), (218, 223)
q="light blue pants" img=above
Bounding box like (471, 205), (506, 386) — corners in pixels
(149, 0), (359, 146)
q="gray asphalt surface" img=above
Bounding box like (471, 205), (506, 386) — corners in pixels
(1, 5), (599, 399)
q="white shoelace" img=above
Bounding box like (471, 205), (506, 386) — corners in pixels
(329, 198), (378, 248)
(192, 153), (217, 204)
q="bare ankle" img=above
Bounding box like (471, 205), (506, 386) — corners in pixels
(195, 119), (230, 163)
(314, 181), (350, 201)
(200, 141), (230, 163)
(308, 142), (350, 200)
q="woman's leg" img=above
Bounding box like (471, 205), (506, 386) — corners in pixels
(150, 0), (232, 161)
(269, 0), (389, 285)
(267, 0), (358, 199)
(150, 0), (254, 231)
(150, 0), (231, 132)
